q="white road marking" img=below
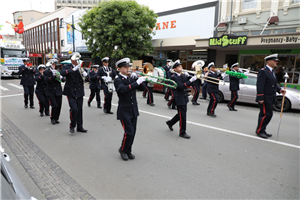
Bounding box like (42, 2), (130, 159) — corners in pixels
(0, 85), (9, 91)
(0, 93), (23, 98)
(7, 83), (23, 89)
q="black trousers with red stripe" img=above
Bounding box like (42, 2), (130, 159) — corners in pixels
(88, 89), (101, 106)
(207, 92), (218, 114)
(146, 86), (154, 104)
(142, 82), (147, 97)
(167, 89), (176, 108)
(36, 93), (49, 114)
(67, 96), (83, 129)
(256, 102), (273, 134)
(102, 86), (113, 112)
(48, 95), (62, 120)
(169, 105), (187, 135)
(23, 85), (34, 106)
(192, 83), (200, 102)
(228, 90), (238, 109)
(164, 87), (170, 100)
(120, 117), (137, 153)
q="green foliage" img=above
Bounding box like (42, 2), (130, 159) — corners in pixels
(78, 0), (157, 60)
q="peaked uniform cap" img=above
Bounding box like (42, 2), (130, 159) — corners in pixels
(101, 57), (109, 62)
(208, 62), (215, 69)
(116, 58), (130, 68)
(264, 54), (279, 61)
(171, 59), (182, 69)
(231, 62), (239, 69)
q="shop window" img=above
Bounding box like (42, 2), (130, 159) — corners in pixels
(261, 30), (271, 35)
(57, 6), (61, 9)
(236, 31), (249, 36)
(240, 55), (265, 71)
(251, 31), (261, 35)
(273, 29), (284, 34)
(243, 0), (257, 9)
(285, 28), (297, 33)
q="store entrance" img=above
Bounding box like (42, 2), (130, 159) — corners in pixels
(225, 54), (238, 68)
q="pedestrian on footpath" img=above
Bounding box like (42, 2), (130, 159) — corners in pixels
(114, 58), (146, 161)
(256, 54), (285, 139)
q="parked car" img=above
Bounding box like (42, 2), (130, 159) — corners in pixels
(1, 149), (37, 200)
(218, 73), (300, 112)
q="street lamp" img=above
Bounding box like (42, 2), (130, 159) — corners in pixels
(59, 15), (79, 53)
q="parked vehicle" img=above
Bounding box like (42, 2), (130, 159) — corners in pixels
(218, 73), (300, 112)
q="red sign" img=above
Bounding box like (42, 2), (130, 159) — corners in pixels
(29, 53), (42, 57)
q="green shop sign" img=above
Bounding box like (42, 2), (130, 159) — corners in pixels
(209, 35), (248, 48)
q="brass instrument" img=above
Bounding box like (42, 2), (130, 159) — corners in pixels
(46, 59), (62, 82)
(141, 62), (177, 89)
(71, 53), (85, 81)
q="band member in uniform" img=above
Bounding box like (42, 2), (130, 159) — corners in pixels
(35, 64), (49, 117)
(206, 62), (223, 117)
(141, 63), (148, 98)
(256, 54), (285, 139)
(227, 63), (243, 111)
(44, 59), (65, 124)
(87, 65), (102, 108)
(97, 57), (117, 114)
(164, 59), (172, 101)
(19, 58), (36, 108)
(200, 67), (208, 100)
(114, 58), (146, 160)
(61, 53), (88, 133)
(191, 64), (201, 105)
(166, 60), (197, 139)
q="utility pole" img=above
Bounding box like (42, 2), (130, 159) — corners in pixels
(72, 15), (75, 52)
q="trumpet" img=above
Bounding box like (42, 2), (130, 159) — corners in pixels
(181, 69), (225, 86)
(71, 53), (85, 81)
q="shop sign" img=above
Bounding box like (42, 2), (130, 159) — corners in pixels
(155, 20), (176, 30)
(261, 36), (299, 44)
(209, 35), (248, 48)
(29, 53), (42, 57)
(270, 49), (292, 54)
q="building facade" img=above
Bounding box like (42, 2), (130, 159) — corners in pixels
(55, 0), (106, 10)
(23, 7), (79, 65)
(195, 0), (300, 85)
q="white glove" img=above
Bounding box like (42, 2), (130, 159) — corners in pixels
(102, 76), (107, 81)
(217, 70), (221, 75)
(60, 75), (63, 79)
(136, 76), (146, 85)
(82, 71), (87, 77)
(190, 75), (197, 82)
(130, 72), (137, 78)
(184, 72), (189, 77)
(73, 65), (80, 71)
(51, 69), (57, 74)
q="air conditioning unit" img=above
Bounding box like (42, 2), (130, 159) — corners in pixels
(238, 17), (247, 25)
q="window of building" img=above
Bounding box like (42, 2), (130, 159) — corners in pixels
(68, 0), (71, 3)
(235, 31), (249, 36)
(62, 0), (66, 3)
(57, 6), (61, 9)
(292, 0), (300, 3)
(243, 0), (257, 9)
(285, 28), (297, 33)
(61, 40), (64, 47)
(82, 0), (86, 3)
(73, 0), (77, 3)
(273, 29), (284, 34)
(88, 0), (92, 3)
(57, 0), (61, 3)
(93, 0), (97, 3)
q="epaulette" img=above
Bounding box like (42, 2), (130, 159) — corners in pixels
(261, 68), (265, 70)
(115, 75), (119, 78)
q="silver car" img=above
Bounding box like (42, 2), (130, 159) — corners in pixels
(218, 73), (300, 112)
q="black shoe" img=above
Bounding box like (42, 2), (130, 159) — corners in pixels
(265, 132), (272, 137)
(77, 128), (87, 132)
(143, 96), (146, 98)
(88, 102), (91, 107)
(227, 105), (233, 111)
(192, 101), (200, 105)
(257, 133), (268, 139)
(168, 105), (171, 109)
(174, 106), (177, 110)
(45, 112), (50, 116)
(232, 108), (238, 111)
(127, 153), (135, 160)
(24, 105), (28, 108)
(165, 98), (169, 101)
(103, 109), (107, 113)
(55, 120), (60, 124)
(166, 121), (173, 131)
(207, 113), (217, 117)
(200, 97), (206, 100)
(118, 148), (128, 161)
(51, 119), (56, 125)
(97, 105), (102, 109)
(70, 127), (75, 133)
(40, 113), (43, 117)
(179, 133), (191, 139)
(30, 106), (35, 109)
(149, 103), (155, 106)
(104, 111), (113, 114)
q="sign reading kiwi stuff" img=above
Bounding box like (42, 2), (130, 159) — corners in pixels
(209, 35), (248, 48)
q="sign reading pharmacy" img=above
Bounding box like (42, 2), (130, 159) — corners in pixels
(209, 35), (248, 48)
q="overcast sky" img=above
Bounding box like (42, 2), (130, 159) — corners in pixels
(0, 0), (213, 35)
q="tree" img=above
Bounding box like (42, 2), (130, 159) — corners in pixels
(78, 0), (157, 60)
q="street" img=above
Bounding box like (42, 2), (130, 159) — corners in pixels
(1, 77), (299, 199)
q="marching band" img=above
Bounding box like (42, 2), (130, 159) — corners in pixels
(17, 53), (286, 160)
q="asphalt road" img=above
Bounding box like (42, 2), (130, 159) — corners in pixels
(1, 78), (299, 199)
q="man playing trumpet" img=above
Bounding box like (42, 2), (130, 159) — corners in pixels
(61, 53), (88, 133)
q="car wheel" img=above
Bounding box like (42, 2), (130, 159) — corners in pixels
(218, 91), (224, 103)
(273, 96), (291, 112)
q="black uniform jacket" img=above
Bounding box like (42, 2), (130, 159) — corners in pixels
(43, 69), (65, 96)
(163, 65), (171, 79)
(171, 73), (193, 106)
(18, 65), (36, 86)
(229, 70), (241, 91)
(60, 64), (85, 98)
(207, 71), (223, 93)
(89, 70), (101, 90)
(35, 72), (47, 94)
(114, 75), (139, 120)
(256, 66), (281, 104)
(97, 66), (117, 90)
